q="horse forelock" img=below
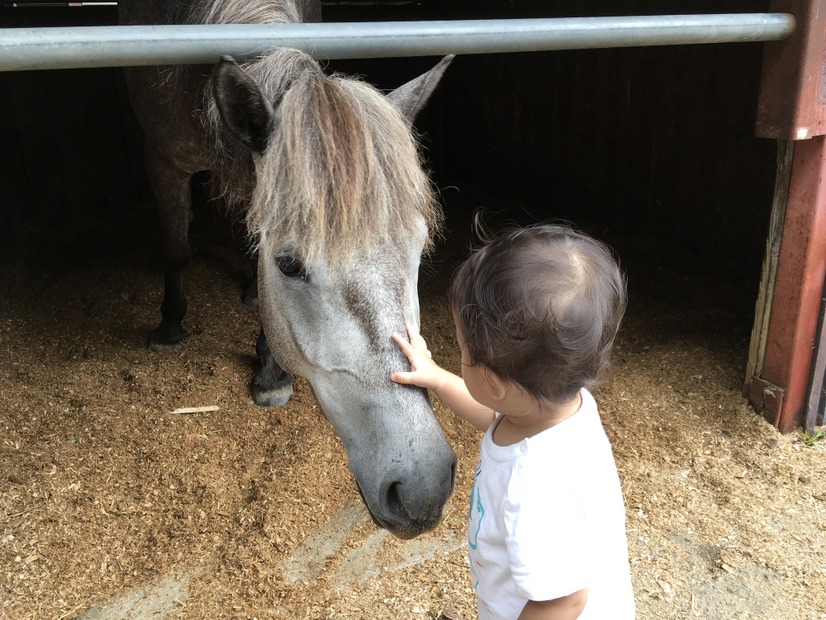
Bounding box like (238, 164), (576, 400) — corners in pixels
(247, 69), (442, 266)
(183, 0), (303, 25)
(196, 0), (441, 266)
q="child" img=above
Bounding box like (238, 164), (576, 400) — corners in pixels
(391, 223), (635, 620)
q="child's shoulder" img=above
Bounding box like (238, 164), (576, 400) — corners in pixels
(525, 400), (617, 475)
(530, 391), (605, 443)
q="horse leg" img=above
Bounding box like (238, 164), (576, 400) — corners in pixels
(242, 253), (259, 308)
(252, 328), (293, 407)
(145, 150), (193, 351)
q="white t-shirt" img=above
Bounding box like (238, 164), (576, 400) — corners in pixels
(467, 389), (635, 620)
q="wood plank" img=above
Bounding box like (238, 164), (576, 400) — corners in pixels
(744, 140), (793, 391)
(804, 272), (826, 431)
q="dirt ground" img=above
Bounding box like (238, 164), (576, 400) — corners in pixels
(1, 197), (825, 620)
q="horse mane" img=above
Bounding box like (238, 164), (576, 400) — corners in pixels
(196, 0), (441, 266)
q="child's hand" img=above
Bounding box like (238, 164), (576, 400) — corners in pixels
(392, 323), (495, 432)
(390, 323), (444, 391)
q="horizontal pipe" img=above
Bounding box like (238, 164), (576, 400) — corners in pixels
(0, 13), (795, 72)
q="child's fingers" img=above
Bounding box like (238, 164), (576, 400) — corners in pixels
(394, 328), (428, 355)
(391, 332), (416, 357)
(404, 323), (431, 352)
(406, 323), (428, 349)
(390, 371), (415, 385)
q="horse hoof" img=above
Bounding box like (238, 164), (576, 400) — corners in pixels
(252, 383), (293, 408)
(243, 293), (259, 309)
(149, 325), (189, 351)
(242, 279), (259, 308)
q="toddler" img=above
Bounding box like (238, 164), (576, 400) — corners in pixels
(392, 223), (635, 619)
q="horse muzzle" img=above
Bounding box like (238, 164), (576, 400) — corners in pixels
(353, 450), (457, 539)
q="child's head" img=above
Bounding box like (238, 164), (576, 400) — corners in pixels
(449, 223), (627, 403)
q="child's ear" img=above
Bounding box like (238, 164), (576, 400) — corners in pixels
(483, 368), (510, 402)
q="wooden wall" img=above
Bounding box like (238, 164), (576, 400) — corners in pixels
(1, 0), (777, 282)
(0, 5), (148, 277)
(431, 40), (776, 277)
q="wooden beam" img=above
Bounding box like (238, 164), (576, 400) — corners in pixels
(755, 0), (826, 139)
(748, 0), (826, 431)
(751, 136), (826, 432)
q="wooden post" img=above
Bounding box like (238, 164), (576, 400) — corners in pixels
(747, 137), (826, 432)
(747, 0), (826, 431)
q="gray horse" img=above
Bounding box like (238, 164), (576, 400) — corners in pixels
(120, 0), (455, 538)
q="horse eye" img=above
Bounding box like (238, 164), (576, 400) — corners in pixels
(276, 256), (307, 280)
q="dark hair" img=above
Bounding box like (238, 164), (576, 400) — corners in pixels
(449, 222), (627, 403)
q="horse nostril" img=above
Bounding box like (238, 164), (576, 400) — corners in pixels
(386, 481), (404, 517)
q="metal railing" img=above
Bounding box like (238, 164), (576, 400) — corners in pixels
(0, 13), (795, 72)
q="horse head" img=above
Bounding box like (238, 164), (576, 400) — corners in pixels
(212, 53), (456, 538)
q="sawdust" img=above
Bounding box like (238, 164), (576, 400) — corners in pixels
(1, 200), (825, 619)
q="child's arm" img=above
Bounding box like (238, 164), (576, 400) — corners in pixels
(391, 324), (495, 432)
(518, 590), (588, 620)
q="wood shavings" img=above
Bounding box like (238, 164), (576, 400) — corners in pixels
(1, 203), (825, 619)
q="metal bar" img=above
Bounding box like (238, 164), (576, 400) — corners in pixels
(0, 13), (796, 72)
(0, 2), (117, 7)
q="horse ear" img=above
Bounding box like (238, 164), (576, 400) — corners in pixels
(386, 55), (454, 122)
(212, 55), (274, 154)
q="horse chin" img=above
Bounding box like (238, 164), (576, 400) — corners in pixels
(366, 508), (435, 540)
(389, 525), (430, 541)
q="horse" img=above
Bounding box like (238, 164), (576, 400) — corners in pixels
(119, 0), (456, 539)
